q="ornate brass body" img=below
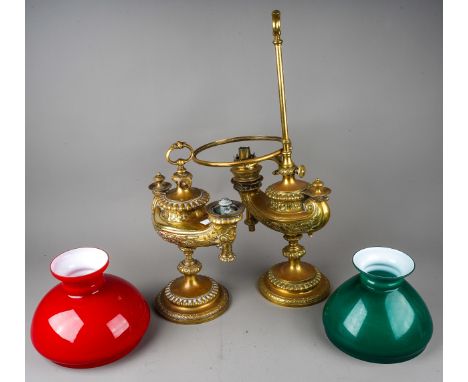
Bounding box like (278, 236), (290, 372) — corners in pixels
(193, 11), (331, 307)
(149, 141), (244, 323)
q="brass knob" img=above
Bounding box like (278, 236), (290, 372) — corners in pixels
(297, 165), (306, 178)
(149, 172), (171, 195)
(305, 178), (331, 199)
(153, 172), (165, 184)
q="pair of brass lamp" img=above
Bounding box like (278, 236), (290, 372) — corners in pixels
(149, 10), (331, 324)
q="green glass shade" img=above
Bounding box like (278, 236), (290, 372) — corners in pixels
(322, 247), (433, 363)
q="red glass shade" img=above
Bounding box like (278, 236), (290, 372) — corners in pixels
(31, 248), (150, 368)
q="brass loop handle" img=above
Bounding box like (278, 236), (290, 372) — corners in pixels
(166, 141), (194, 167)
(272, 10), (281, 40)
(193, 136), (283, 168)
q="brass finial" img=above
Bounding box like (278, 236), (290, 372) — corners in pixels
(305, 178), (331, 200)
(149, 172), (171, 195)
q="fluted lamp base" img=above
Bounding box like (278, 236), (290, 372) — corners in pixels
(258, 261), (330, 307)
(154, 275), (230, 324)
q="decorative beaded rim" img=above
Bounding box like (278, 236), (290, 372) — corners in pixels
(155, 286), (229, 324)
(266, 268), (322, 292)
(258, 273), (330, 307)
(164, 278), (219, 307)
(265, 186), (306, 202)
(154, 188), (210, 212)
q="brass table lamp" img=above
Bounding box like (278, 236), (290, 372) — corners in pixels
(149, 141), (244, 323)
(193, 10), (331, 307)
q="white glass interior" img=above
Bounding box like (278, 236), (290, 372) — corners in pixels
(51, 248), (108, 277)
(353, 247), (415, 278)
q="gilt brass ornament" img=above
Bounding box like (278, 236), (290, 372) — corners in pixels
(193, 10), (331, 307)
(149, 141), (244, 323)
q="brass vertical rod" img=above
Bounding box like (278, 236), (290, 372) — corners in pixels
(272, 10), (292, 157)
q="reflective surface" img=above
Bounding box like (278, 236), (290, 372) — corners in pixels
(322, 271), (433, 363)
(192, 11), (333, 307)
(150, 142), (244, 324)
(31, 267), (150, 368)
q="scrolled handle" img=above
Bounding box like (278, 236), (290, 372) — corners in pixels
(165, 141), (194, 167)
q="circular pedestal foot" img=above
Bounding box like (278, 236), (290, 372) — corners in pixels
(258, 261), (330, 307)
(155, 276), (230, 324)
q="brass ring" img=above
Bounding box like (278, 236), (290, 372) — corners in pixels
(272, 10), (281, 37)
(166, 141), (194, 166)
(193, 136), (283, 167)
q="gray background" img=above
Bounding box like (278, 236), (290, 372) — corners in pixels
(26, 0), (442, 381)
